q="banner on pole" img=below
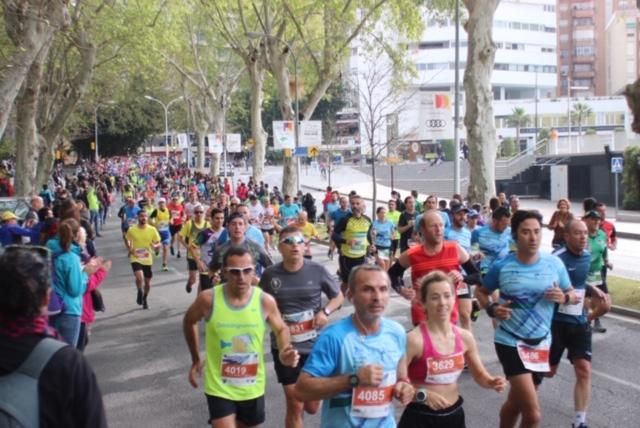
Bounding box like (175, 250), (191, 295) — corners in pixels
(273, 121), (295, 149)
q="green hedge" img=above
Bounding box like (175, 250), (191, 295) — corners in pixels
(622, 146), (640, 210)
(440, 140), (455, 161)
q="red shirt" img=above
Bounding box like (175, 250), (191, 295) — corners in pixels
(600, 220), (617, 247)
(167, 202), (185, 226)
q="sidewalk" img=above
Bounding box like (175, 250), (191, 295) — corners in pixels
(288, 164), (640, 240)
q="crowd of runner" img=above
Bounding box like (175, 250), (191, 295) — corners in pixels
(0, 155), (617, 428)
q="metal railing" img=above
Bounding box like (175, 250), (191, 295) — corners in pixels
(495, 139), (548, 180)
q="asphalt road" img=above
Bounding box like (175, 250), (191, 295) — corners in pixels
(86, 216), (640, 428)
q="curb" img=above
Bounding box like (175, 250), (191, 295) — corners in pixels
(610, 305), (640, 320)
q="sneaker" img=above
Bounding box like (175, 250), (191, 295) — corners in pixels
(162, 264), (169, 272)
(136, 289), (143, 306)
(177, 251), (181, 258)
(593, 319), (607, 333)
(471, 299), (481, 322)
(170, 246), (175, 256)
(186, 282), (193, 293)
(142, 296), (149, 310)
(572, 424), (588, 428)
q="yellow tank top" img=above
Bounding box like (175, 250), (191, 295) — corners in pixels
(153, 208), (171, 231)
(204, 285), (266, 400)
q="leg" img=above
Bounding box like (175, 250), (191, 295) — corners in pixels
(282, 384), (305, 428)
(457, 297), (472, 332)
(500, 374), (541, 428)
(211, 414), (237, 428)
(573, 359), (591, 419)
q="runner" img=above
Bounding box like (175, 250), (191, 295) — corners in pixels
(118, 197), (141, 247)
(389, 210), (481, 331)
(294, 264), (414, 427)
(280, 194), (301, 227)
(331, 195), (373, 294)
(371, 206), (395, 271)
(125, 210), (161, 309)
(475, 210), (577, 428)
(247, 195), (264, 226)
(386, 199), (401, 261)
(259, 226), (344, 428)
(179, 204), (210, 294)
(183, 247), (299, 428)
(583, 210), (611, 333)
(167, 194), (185, 258)
(547, 219), (610, 428)
(399, 271), (506, 428)
(328, 195), (351, 260)
(296, 211), (319, 260)
(259, 197), (277, 253)
(470, 206), (512, 275)
(445, 203), (471, 252)
(149, 197), (171, 271)
(397, 196), (417, 252)
(191, 208), (226, 292)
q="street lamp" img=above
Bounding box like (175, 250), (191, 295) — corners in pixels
(144, 95), (184, 159)
(94, 101), (116, 163)
(566, 76), (588, 152)
(246, 31), (301, 192)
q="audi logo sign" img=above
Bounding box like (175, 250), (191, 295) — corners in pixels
(425, 119), (447, 128)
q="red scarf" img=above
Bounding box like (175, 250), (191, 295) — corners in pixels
(0, 314), (61, 339)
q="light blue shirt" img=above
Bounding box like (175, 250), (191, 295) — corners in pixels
(483, 252), (571, 347)
(471, 225), (512, 272)
(280, 203), (301, 225)
(373, 219), (395, 248)
(303, 316), (405, 428)
(445, 226), (471, 252)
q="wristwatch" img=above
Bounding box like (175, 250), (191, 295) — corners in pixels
(349, 374), (359, 388)
(415, 388), (428, 403)
(322, 307), (331, 317)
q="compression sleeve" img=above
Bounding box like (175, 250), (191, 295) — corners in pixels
(461, 259), (482, 285)
(388, 261), (407, 292)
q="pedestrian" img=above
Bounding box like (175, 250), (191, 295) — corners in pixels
(399, 271), (506, 428)
(183, 247), (299, 427)
(295, 265), (415, 427)
(125, 210), (161, 309)
(475, 210), (577, 428)
(0, 246), (107, 427)
(259, 226), (343, 428)
(548, 198), (574, 249)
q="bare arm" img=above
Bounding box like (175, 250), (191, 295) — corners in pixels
(182, 291), (213, 388)
(462, 330), (506, 391)
(295, 371), (352, 402)
(263, 293), (299, 367)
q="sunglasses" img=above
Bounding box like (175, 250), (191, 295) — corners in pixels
(224, 266), (254, 276)
(280, 235), (305, 245)
(194, 211), (204, 214)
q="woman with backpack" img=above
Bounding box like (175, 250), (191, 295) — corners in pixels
(46, 219), (98, 347)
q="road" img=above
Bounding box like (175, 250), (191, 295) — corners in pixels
(86, 215), (640, 427)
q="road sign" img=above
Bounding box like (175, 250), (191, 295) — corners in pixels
(294, 147), (307, 157)
(611, 157), (623, 174)
(308, 146), (319, 157)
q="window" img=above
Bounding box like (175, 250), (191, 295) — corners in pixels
(574, 29), (594, 39)
(544, 26), (556, 33)
(560, 49), (570, 58)
(416, 63), (427, 71)
(419, 41), (449, 49)
(575, 46), (594, 56)
(559, 19), (569, 27)
(543, 4), (555, 12)
(574, 64), (592, 72)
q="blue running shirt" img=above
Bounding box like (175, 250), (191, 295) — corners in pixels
(552, 246), (591, 325)
(483, 252), (571, 347)
(471, 225), (512, 272)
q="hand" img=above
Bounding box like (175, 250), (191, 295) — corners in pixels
(568, 290), (583, 305)
(197, 260), (207, 273)
(347, 239), (357, 246)
(313, 311), (329, 329)
(357, 364), (384, 387)
(606, 262), (613, 270)
(393, 381), (415, 405)
(544, 283), (565, 304)
(426, 390), (452, 410)
(188, 360), (202, 388)
(83, 258), (100, 275)
(279, 344), (300, 368)
(408, 220), (415, 227)
(448, 270), (464, 284)
(101, 260), (113, 271)
(399, 286), (416, 301)
(494, 301), (513, 320)
(488, 376), (507, 392)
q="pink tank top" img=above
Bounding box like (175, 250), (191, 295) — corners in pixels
(408, 323), (465, 385)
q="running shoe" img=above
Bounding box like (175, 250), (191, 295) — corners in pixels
(572, 424), (588, 428)
(170, 246), (175, 256)
(136, 289), (143, 306)
(177, 251), (181, 258)
(593, 319), (607, 333)
(162, 264), (169, 272)
(142, 296), (149, 310)
(471, 299), (481, 322)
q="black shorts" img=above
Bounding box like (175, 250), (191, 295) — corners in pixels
(169, 224), (182, 236)
(338, 255), (366, 283)
(200, 273), (213, 291)
(550, 321), (592, 365)
(272, 349), (309, 386)
(261, 228), (275, 235)
(494, 343), (544, 386)
(390, 239), (399, 257)
(205, 394), (265, 426)
(456, 282), (471, 299)
(187, 258), (198, 271)
(131, 263), (152, 279)
(398, 397), (465, 428)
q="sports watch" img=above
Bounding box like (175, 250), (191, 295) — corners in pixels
(415, 388), (428, 403)
(349, 374), (359, 387)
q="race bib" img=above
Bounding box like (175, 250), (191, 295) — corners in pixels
(284, 310), (317, 343)
(558, 288), (585, 316)
(220, 353), (259, 386)
(425, 353), (465, 384)
(455, 281), (468, 296)
(350, 371), (395, 419)
(516, 337), (551, 372)
(157, 220), (169, 229)
(128, 218), (137, 226)
(134, 248), (150, 261)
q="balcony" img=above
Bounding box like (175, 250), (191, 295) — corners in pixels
(572, 55), (596, 63)
(571, 9), (595, 19)
(573, 70), (595, 78)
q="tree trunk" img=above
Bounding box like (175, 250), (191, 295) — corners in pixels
(463, 0), (500, 204)
(0, 0), (69, 141)
(35, 140), (55, 190)
(247, 61), (266, 184)
(209, 107), (224, 177)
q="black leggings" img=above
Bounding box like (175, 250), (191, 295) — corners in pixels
(398, 397), (465, 428)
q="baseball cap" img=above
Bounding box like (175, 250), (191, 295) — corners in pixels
(1, 211), (17, 221)
(584, 210), (601, 219)
(467, 209), (479, 218)
(451, 203), (469, 214)
(158, 197), (166, 204)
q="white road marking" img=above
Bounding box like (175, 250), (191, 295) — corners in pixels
(591, 368), (640, 393)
